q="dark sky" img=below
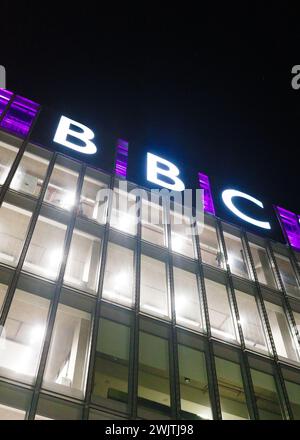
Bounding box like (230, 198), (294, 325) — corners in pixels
(2, 3), (300, 242)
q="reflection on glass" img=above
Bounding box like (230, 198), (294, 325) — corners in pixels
(265, 300), (299, 363)
(205, 278), (238, 343)
(79, 171), (108, 224)
(10, 150), (49, 198)
(199, 223), (224, 268)
(0, 383), (31, 420)
(140, 255), (170, 319)
(235, 289), (269, 353)
(23, 215), (67, 280)
(44, 163), (79, 211)
(0, 202), (32, 267)
(138, 332), (170, 417)
(64, 229), (101, 294)
(178, 345), (212, 419)
(0, 290), (49, 384)
(285, 380), (300, 419)
(110, 188), (137, 236)
(0, 141), (19, 186)
(174, 267), (202, 331)
(251, 368), (283, 419)
(35, 394), (82, 420)
(141, 199), (166, 247)
(215, 357), (249, 420)
(223, 232), (249, 279)
(102, 243), (134, 307)
(274, 253), (300, 298)
(92, 319), (130, 408)
(43, 303), (91, 399)
(170, 211), (195, 259)
(249, 242), (276, 288)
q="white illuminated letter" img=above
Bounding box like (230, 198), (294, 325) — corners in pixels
(147, 152), (185, 191)
(53, 115), (97, 154)
(222, 189), (271, 230)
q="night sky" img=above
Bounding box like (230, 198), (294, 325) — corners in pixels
(2, 4), (300, 243)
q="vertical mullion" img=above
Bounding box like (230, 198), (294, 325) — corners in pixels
(81, 174), (116, 419)
(194, 220), (222, 420)
(27, 163), (86, 420)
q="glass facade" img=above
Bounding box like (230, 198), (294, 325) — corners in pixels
(1, 129), (300, 420)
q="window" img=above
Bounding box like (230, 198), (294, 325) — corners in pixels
(35, 395), (82, 420)
(264, 300), (299, 363)
(64, 228), (101, 294)
(79, 169), (108, 224)
(199, 223), (224, 269)
(170, 211), (195, 259)
(251, 368), (283, 419)
(215, 357), (249, 420)
(174, 267), (203, 331)
(0, 280), (9, 310)
(0, 140), (19, 186)
(110, 188), (137, 236)
(44, 161), (79, 211)
(138, 331), (171, 417)
(292, 310), (300, 334)
(0, 288), (50, 384)
(23, 215), (67, 280)
(285, 380), (300, 419)
(102, 243), (134, 307)
(141, 199), (166, 247)
(223, 231), (250, 279)
(0, 201), (32, 267)
(0, 383), (32, 420)
(140, 255), (170, 319)
(235, 289), (269, 354)
(10, 148), (50, 198)
(274, 253), (300, 298)
(178, 344), (212, 419)
(205, 278), (238, 343)
(248, 242), (276, 288)
(43, 298), (92, 399)
(92, 319), (131, 411)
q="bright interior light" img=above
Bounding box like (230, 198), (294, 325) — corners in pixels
(29, 324), (46, 344)
(115, 212), (133, 233)
(48, 248), (63, 267)
(172, 234), (184, 252)
(60, 191), (75, 210)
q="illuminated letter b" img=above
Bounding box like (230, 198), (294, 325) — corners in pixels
(147, 152), (185, 191)
(53, 115), (97, 154)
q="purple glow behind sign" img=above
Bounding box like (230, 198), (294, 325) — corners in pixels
(0, 92), (39, 137)
(275, 205), (300, 251)
(115, 139), (129, 178)
(198, 172), (215, 215)
(0, 89), (13, 117)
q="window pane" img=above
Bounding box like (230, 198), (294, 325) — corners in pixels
(0, 202), (32, 267)
(102, 243), (134, 307)
(110, 188), (137, 235)
(265, 300), (299, 363)
(35, 395), (82, 420)
(138, 332), (171, 416)
(199, 223), (224, 269)
(178, 344), (212, 419)
(0, 141), (19, 185)
(249, 242), (276, 288)
(215, 357), (249, 420)
(171, 211), (195, 259)
(64, 229), (101, 294)
(285, 380), (300, 419)
(274, 253), (300, 298)
(140, 255), (170, 319)
(141, 199), (166, 247)
(0, 383), (32, 420)
(43, 302), (91, 399)
(223, 232), (249, 279)
(44, 163), (79, 211)
(205, 278), (238, 343)
(235, 289), (268, 354)
(92, 319), (131, 409)
(251, 368), (283, 419)
(23, 215), (67, 280)
(79, 171), (108, 224)
(293, 310), (300, 334)
(174, 267), (202, 331)
(0, 289), (49, 384)
(10, 150), (49, 198)
(0, 281), (9, 310)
